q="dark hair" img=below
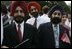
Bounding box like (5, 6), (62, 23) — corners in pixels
(63, 12), (68, 18)
(42, 5), (49, 14)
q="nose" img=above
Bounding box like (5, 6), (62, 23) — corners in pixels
(55, 14), (58, 17)
(18, 11), (21, 15)
(32, 9), (36, 12)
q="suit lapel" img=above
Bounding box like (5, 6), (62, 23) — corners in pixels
(12, 23), (21, 43)
(48, 23), (55, 46)
(50, 23), (55, 40)
(22, 23), (28, 41)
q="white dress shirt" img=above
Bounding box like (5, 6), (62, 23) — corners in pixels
(26, 16), (41, 29)
(26, 14), (50, 29)
(14, 21), (24, 38)
(40, 14), (50, 23)
(52, 24), (60, 48)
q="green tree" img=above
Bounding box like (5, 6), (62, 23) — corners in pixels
(1, 1), (71, 14)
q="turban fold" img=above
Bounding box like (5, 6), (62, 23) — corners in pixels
(48, 5), (64, 18)
(10, 1), (27, 16)
(27, 1), (41, 12)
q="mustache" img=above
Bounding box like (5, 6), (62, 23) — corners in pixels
(31, 12), (38, 18)
(51, 17), (61, 24)
(13, 15), (24, 23)
(13, 15), (24, 19)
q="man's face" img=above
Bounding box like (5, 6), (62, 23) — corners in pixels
(30, 6), (38, 18)
(14, 6), (25, 17)
(13, 6), (25, 23)
(51, 10), (62, 24)
(52, 10), (61, 18)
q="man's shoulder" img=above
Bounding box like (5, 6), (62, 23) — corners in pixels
(3, 24), (12, 29)
(25, 23), (37, 29)
(27, 17), (35, 21)
(26, 17), (35, 23)
(40, 15), (50, 21)
(39, 22), (51, 28)
(41, 22), (51, 25)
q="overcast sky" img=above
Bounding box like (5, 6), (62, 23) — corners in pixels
(64, 1), (71, 5)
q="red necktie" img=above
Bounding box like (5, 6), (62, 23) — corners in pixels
(17, 24), (22, 42)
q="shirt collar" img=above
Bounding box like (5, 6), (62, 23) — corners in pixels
(52, 24), (59, 28)
(14, 20), (24, 26)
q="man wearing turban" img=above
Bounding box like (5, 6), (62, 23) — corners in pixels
(2, 1), (38, 48)
(38, 5), (71, 48)
(26, 1), (41, 29)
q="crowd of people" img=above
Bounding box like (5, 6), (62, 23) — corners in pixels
(1, 1), (71, 48)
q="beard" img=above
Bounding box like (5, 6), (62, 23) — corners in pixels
(14, 15), (24, 24)
(51, 17), (61, 24)
(31, 12), (38, 18)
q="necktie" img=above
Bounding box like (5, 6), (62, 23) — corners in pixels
(33, 18), (37, 27)
(54, 25), (59, 48)
(17, 24), (22, 42)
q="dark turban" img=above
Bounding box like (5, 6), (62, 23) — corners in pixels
(48, 5), (64, 18)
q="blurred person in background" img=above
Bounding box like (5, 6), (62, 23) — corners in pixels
(39, 5), (50, 24)
(60, 12), (71, 37)
(1, 4), (9, 26)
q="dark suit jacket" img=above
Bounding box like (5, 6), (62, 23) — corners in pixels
(3, 15), (8, 23)
(2, 22), (39, 48)
(3, 15), (9, 26)
(38, 22), (71, 48)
